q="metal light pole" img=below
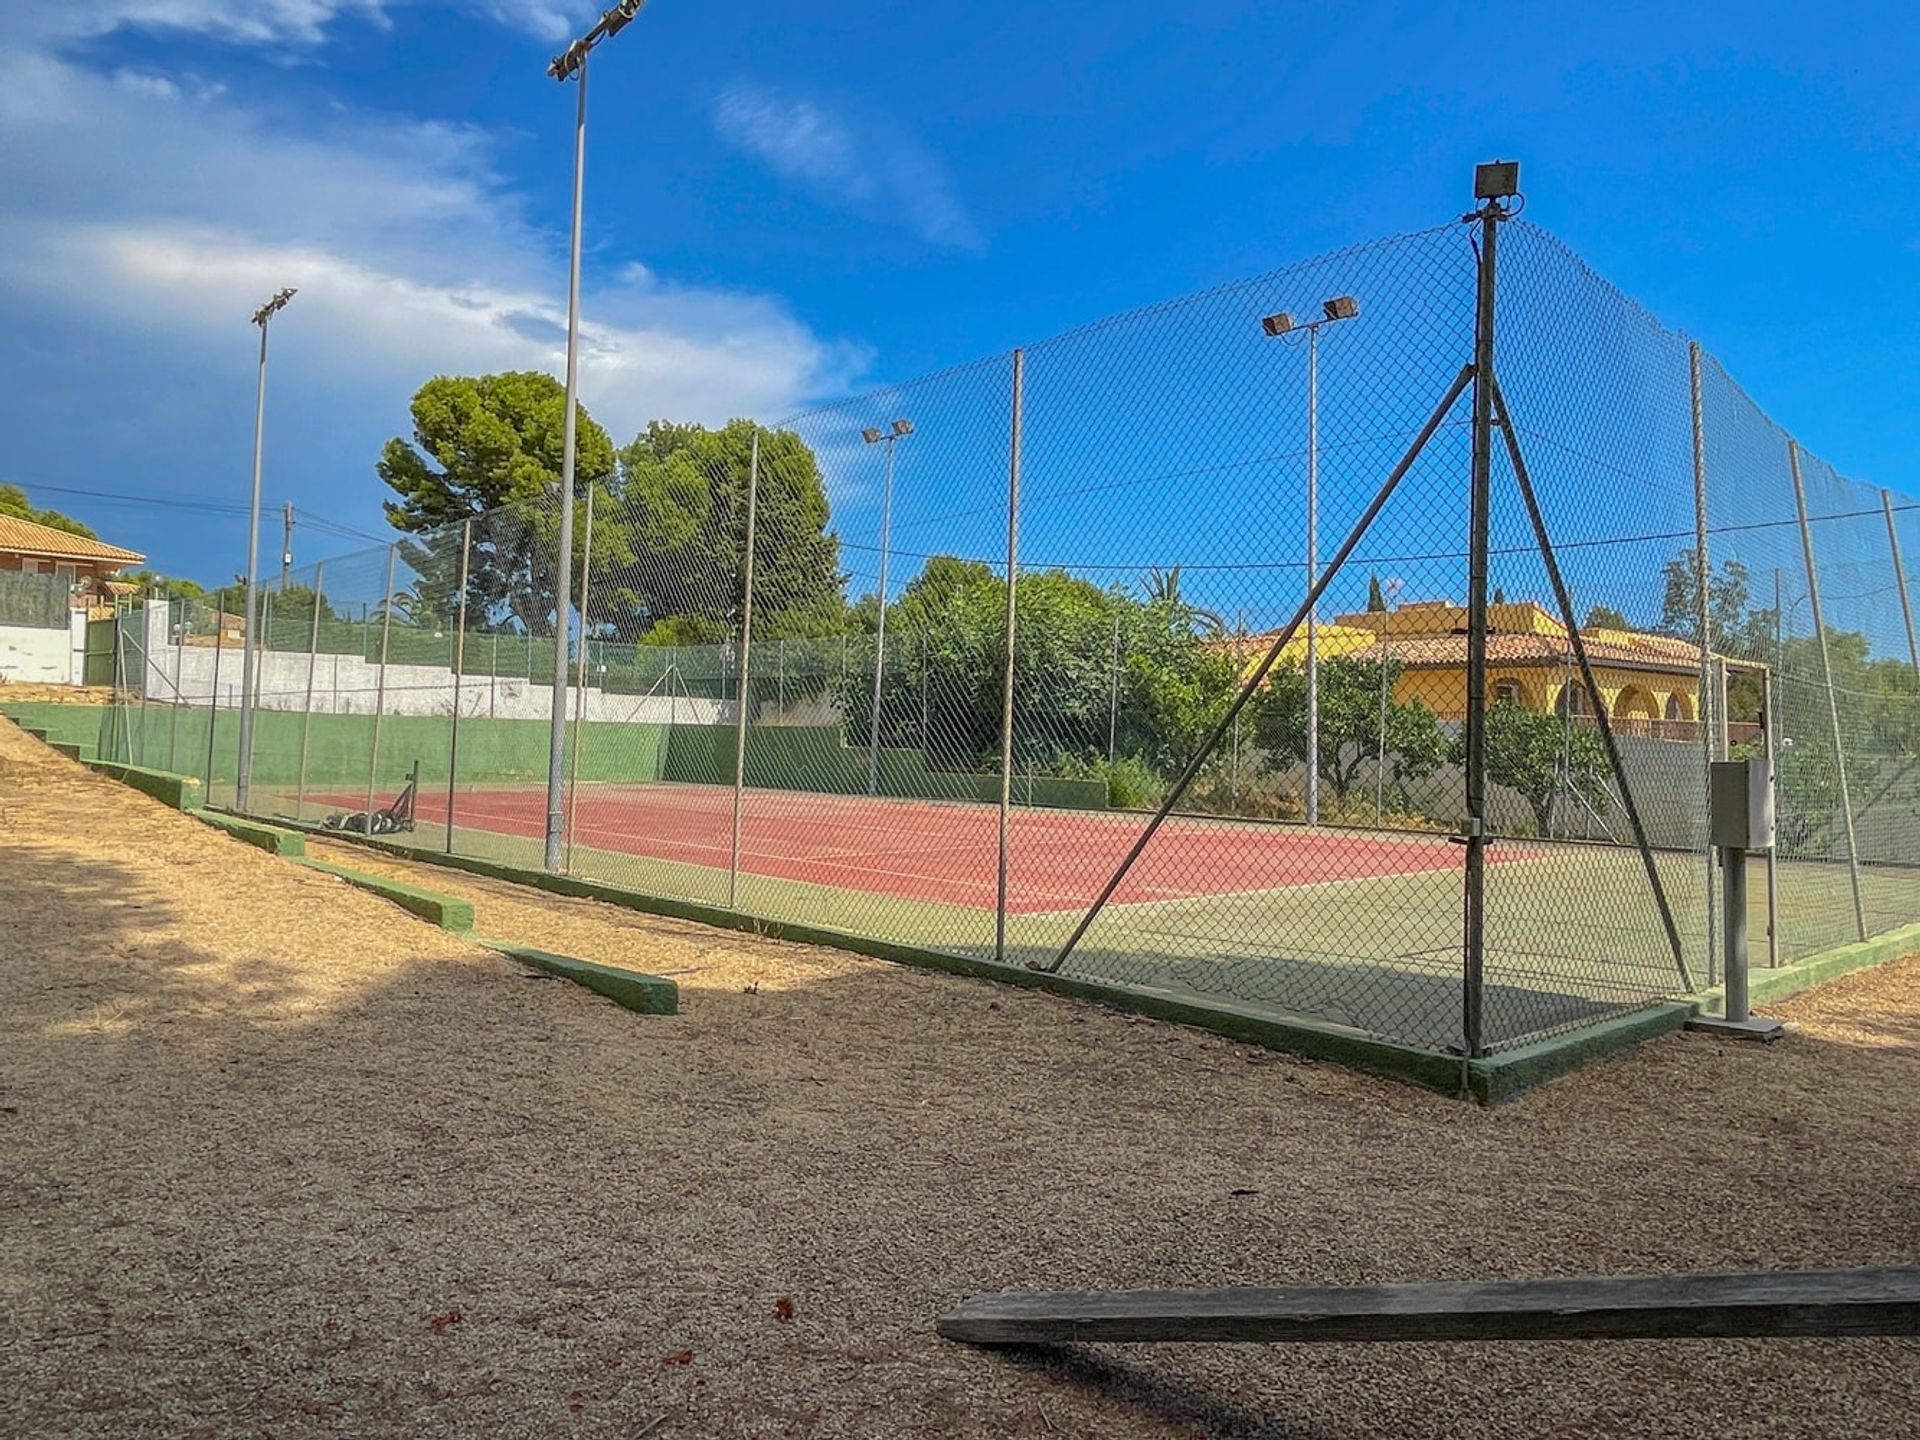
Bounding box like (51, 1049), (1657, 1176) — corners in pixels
(861, 418), (913, 794)
(544, 0), (647, 871)
(236, 285), (296, 814)
(1261, 296), (1360, 826)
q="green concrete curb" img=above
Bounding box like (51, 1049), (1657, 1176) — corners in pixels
(1681, 922), (1920, 1014)
(478, 941), (679, 1015)
(82, 759), (204, 811)
(1468, 1003), (1695, 1104)
(197, 810), (307, 858)
(295, 858), (475, 934)
(50, 740), (90, 762)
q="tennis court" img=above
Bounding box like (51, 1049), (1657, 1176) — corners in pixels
(311, 778), (1502, 914)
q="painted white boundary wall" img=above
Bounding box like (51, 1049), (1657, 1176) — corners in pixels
(0, 611), (87, 685)
(138, 606), (725, 725)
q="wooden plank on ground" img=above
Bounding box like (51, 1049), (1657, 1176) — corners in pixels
(937, 1267), (1920, 1345)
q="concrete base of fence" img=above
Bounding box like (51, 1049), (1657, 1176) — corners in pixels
(82, 759), (203, 811)
(1468, 1004), (1696, 1104)
(296, 858), (475, 933)
(1686, 921), (1920, 1016)
(477, 941), (679, 1015)
(198, 811), (307, 858)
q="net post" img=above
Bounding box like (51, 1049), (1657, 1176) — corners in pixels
(729, 432), (761, 910)
(446, 524), (471, 853)
(1689, 340), (1718, 987)
(366, 543), (397, 829)
(996, 348), (1025, 963)
(296, 561), (325, 822)
(1789, 439), (1867, 940)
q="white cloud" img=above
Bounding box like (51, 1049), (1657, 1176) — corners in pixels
(7, 0), (592, 49)
(714, 84), (983, 251)
(0, 9), (864, 444)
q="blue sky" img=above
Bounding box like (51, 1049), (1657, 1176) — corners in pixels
(1, 0), (1915, 610)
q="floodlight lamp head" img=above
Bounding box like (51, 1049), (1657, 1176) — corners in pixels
(861, 427), (883, 444)
(1474, 160), (1520, 200)
(1322, 295), (1359, 321)
(890, 418), (913, 437)
(1260, 312), (1294, 337)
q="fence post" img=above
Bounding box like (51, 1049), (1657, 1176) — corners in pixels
(1461, 179), (1506, 1062)
(1108, 613), (1121, 764)
(1689, 341), (1718, 987)
(168, 600), (183, 773)
(729, 433), (760, 908)
(565, 488), (596, 874)
(365, 544), (398, 828)
(205, 614), (224, 797)
(1788, 439), (1866, 941)
(996, 348), (1025, 963)
(446, 525), (471, 853)
(1761, 665), (1781, 967)
(1883, 489), (1920, 683)
(296, 562), (325, 821)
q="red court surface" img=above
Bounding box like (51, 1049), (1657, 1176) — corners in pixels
(312, 782), (1487, 915)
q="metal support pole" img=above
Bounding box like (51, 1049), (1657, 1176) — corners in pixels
(867, 432), (897, 796)
(1041, 364), (1475, 975)
(1306, 323), (1321, 827)
(996, 349), (1025, 963)
(1789, 440), (1867, 940)
(296, 562), (324, 820)
(1491, 379), (1693, 991)
(1761, 666), (1780, 967)
(1108, 613), (1121, 764)
(205, 616), (223, 796)
(366, 544), (397, 828)
(565, 487), (596, 873)
(545, 52), (586, 872)
(1462, 196), (1501, 1061)
(1377, 603), (1390, 819)
(446, 524), (471, 853)
(281, 503), (294, 591)
(1724, 845), (1751, 1018)
(1689, 341), (1718, 987)
(237, 317), (270, 812)
(729, 433), (760, 908)
(1884, 489), (1920, 683)
(169, 607), (183, 772)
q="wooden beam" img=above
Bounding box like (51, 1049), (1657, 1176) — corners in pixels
(938, 1267), (1920, 1345)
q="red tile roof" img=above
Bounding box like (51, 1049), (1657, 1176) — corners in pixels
(0, 513), (145, 565)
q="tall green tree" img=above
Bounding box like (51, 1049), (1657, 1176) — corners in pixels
(1252, 655), (1446, 802)
(1467, 699), (1611, 836)
(378, 372), (616, 637)
(613, 419), (842, 641)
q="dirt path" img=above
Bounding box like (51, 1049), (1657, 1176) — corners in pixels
(4, 716), (1918, 1438)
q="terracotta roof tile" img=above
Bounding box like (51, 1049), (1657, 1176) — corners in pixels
(0, 513), (145, 565)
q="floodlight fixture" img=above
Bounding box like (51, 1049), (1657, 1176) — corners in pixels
(1260, 312), (1294, 337)
(862, 427), (883, 444)
(549, 0), (648, 80)
(1323, 294), (1359, 321)
(890, 418), (914, 438)
(252, 287), (297, 327)
(1474, 160), (1520, 200)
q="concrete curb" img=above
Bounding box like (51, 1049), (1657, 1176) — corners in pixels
(295, 858), (475, 933)
(477, 941), (679, 1015)
(81, 758), (204, 811)
(197, 810), (308, 858)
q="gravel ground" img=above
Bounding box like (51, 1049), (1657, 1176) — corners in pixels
(3, 715), (1917, 1439)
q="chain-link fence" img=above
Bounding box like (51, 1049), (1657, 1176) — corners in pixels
(103, 200), (1920, 1061)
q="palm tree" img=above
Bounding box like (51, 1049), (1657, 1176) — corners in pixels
(1141, 565), (1226, 637)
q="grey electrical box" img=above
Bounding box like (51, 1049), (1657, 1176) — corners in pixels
(1709, 758), (1774, 850)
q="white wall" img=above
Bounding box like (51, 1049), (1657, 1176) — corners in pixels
(0, 612), (83, 685)
(139, 605), (727, 725)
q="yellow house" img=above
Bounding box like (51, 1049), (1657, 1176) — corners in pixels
(1251, 600), (1708, 737)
